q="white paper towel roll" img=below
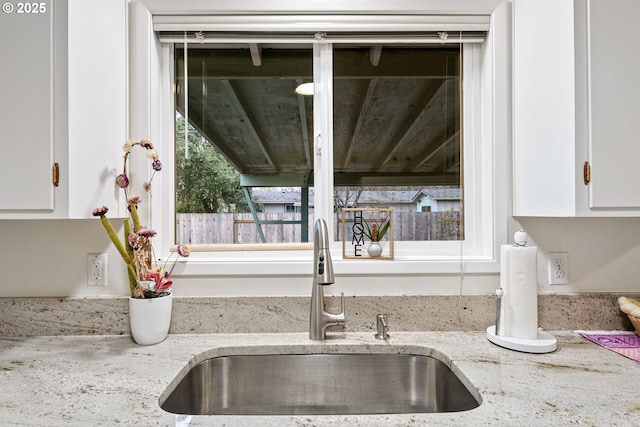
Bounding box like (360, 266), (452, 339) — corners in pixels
(500, 244), (538, 340)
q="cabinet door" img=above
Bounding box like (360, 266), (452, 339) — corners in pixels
(66, 0), (127, 218)
(587, 0), (640, 209)
(0, 0), (55, 212)
(512, 0), (577, 217)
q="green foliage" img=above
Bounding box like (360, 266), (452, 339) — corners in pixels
(175, 116), (250, 213)
(362, 216), (391, 242)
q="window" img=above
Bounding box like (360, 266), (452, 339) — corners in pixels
(144, 10), (506, 279)
(173, 41), (477, 256)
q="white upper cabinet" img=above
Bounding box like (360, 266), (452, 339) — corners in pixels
(513, 0), (640, 216)
(0, 0), (127, 219)
(585, 0), (640, 210)
(0, 0), (57, 213)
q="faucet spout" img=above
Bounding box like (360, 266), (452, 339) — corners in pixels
(314, 219), (334, 285)
(310, 219), (345, 341)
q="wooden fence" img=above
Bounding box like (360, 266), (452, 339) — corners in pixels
(177, 211), (462, 244)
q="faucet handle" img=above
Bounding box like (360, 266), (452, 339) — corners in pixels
(375, 313), (390, 340)
(336, 292), (346, 324)
(327, 292), (346, 325)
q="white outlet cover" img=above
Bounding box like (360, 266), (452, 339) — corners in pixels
(87, 253), (108, 287)
(548, 252), (569, 285)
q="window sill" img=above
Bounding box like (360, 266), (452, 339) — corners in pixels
(168, 254), (499, 278)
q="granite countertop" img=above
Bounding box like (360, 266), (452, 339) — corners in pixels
(1, 331), (638, 426)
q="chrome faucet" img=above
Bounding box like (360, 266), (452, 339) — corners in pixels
(374, 314), (390, 340)
(309, 218), (345, 340)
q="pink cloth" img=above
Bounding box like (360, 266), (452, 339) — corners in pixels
(581, 332), (640, 364)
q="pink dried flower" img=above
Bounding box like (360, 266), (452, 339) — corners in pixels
(127, 195), (141, 205)
(115, 173), (129, 188)
(152, 159), (162, 171)
(177, 245), (190, 257)
(145, 268), (172, 292)
(92, 206), (109, 217)
(128, 232), (137, 248)
(137, 228), (157, 237)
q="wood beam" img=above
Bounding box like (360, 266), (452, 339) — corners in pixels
(181, 48), (456, 79)
(175, 106), (246, 172)
(332, 172), (460, 186)
(240, 172), (309, 187)
(369, 46), (383, 66)
(373, 79), (446, 171)
(249, 43), (262, 66)
(407, 130), (460, 171)
(219, 79), (277, 173)
(341, 79), (379, 169)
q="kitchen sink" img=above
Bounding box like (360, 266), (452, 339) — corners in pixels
(160, 352), (480, 415)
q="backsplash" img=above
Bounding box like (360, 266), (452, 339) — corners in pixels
(0, 294), (635, 337)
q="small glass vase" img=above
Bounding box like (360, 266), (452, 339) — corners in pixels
(367, 241), (383, 257)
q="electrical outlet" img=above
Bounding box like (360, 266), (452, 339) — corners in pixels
(88, 254), (108, 287)
(548, 252), (569, 285)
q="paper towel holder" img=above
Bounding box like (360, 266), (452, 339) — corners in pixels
(487, 284), (557, 353)
(486, 325), (557, 353)
(514, 229), (527, 246)
(486, 230), (558, 353)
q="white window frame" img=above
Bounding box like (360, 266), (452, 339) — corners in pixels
(129, 1), (510, 285)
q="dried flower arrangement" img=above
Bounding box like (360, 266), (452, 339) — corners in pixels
(92, 139), (189, 298)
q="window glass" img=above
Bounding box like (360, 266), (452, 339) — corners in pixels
(174, 43), (462, 248)
(174, 45), (314, 244)
(332, 46), (462, 243)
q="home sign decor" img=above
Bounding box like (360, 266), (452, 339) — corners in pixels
(341, 207), (394, 259)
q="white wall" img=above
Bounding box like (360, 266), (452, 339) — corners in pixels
(2, 0), (640, 298)
(0, 220), (132, 297)
(516, 217), (640, 295)
(2, 216), (640, 297)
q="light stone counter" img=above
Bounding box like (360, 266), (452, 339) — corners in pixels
(1, 331), (638, 426)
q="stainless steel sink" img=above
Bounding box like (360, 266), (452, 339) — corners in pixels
(160, 352), (480, 415)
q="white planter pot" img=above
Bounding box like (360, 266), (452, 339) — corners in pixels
(367, 242), (383, 257)
(129, 293), (172, 345)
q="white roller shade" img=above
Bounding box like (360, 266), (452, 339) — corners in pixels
(154, 14), (489, 43)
